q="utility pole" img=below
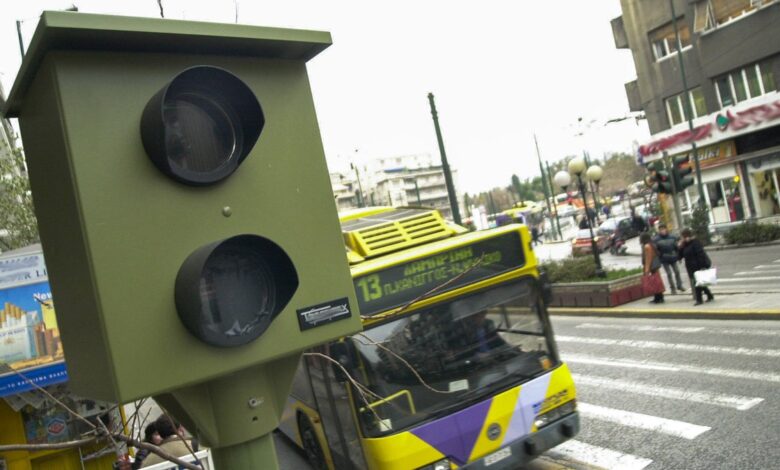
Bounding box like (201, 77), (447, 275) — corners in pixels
(414, 179), (422, 205)
(670, 0), (705, 205)
(534, 134), (560, 240)
(428, 93), (462, 225)
(663, 152), (684, 230)
(545, 161), (563, 239)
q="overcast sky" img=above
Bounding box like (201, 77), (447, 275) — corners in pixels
(1, 0), (651, 194)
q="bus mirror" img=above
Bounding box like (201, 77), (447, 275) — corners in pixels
(329, 342), (352, 382)
(539, 272), (553, 305)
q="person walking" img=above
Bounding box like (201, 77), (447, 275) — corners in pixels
(653, 223), (685, 294)
(678, 228), (714, 306)
(640, 232), (664, 304)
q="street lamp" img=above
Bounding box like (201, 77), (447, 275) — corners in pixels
(565, 157), (606, 278)
(586, 164), (604, 221)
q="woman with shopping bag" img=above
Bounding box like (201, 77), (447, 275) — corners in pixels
(640, 232), (665, 304)
(678, 228), (714, 306)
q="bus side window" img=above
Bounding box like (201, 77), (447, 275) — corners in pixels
(307, 344), (368, 470)
(291, 356), (316, 408)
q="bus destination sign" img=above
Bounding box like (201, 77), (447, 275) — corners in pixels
(354, 231), (525, 317)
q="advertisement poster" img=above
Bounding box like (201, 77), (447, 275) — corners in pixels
(0, 249), (68, 397)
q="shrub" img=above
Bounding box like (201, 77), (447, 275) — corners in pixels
(690, 202), (711, 245)
(724, 221), (780, 245)
(540, 257), (641, 283)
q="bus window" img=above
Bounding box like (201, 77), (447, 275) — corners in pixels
(307, 345), (368, 469)
(348, 278), (556, 438)
(290, 356), (316, 407)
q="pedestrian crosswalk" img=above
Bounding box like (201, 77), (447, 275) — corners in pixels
(710, 256), (780, 292)
(536, 317), (779, 470)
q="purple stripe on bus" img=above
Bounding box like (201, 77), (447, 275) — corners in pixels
(411, 398), (492, 465)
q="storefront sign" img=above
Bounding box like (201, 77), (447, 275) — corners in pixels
(676, 141), (737, 169)
(638, 94), (780, 162)
(0, 250), (69, 397)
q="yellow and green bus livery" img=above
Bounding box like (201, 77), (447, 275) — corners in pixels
(278, 207), (578, 469)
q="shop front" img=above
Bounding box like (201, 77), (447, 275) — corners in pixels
(638, 91), (780, 226)
(0, 247), (120, 470)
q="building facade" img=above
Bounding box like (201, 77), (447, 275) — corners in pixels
(334, 153), (463, 220)
(613, 0), (780, 224)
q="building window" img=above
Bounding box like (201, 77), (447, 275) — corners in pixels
(716, 61), (776, 108)
(649, 19), (691, 61)
(665, 87), (707, 126)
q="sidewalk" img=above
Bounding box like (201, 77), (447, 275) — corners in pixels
(550, 290), (780, 319)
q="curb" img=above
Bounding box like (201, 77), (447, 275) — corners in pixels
(549, 307), (780, 320)
(707, 239), (780, 251)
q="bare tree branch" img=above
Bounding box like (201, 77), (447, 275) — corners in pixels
(157, 0), (165, 18)
(0, 437), (99, 452)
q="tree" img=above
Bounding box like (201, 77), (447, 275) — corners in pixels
(0, 139), (39, 250)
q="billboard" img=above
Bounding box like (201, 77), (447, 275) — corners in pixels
(0, 248), (68, 397)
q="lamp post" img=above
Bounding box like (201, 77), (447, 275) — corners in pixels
(586, 164), (604, 222)
(562, 157), (606, 278)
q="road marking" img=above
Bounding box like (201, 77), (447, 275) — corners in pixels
(753, 265), (780, 269)
(735, 270), (780, 276)
(547, 440), (652, 470)
(572, 323), (780, 337)
(572, 374), (764, 410)
(563, 354), (780, 383)
(575, 323), (705, 333)
(556, 335), (780, 357)
(718, 276), (780, 282)
(578, 403), (710, 439)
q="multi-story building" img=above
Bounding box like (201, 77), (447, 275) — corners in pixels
(362, 153), (462, 220)
(330, 171), (361, 211)
(613, 0), (780, 225)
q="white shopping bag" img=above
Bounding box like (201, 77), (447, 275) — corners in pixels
(694, 268), (717, 287)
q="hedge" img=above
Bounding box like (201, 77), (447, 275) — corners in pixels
(724, 221), (780, 245)
(540, 256), (642, 283)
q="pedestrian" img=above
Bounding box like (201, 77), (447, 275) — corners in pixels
(640, 232), (664, 304)
(653, 223), (685, 294)
(531, 224), (543, 246)
(140, 415), (197, 468)
(131, 422), (162, 469)
(678, 228), (714, 306)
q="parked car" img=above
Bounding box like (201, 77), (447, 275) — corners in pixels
(571, 228), (609, 256)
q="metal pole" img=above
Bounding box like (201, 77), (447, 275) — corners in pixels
(428, 93), (462, 225)
(414, 179), (422, 205)
(16, 20), (25, 58)
(545, 161), (563, 239)
(351, 164), (365, 208)
(664, 154), (684, 230)
(670, 0), (705, 205)
(534, 134), (558, 241)
(577, 174), (605, 277)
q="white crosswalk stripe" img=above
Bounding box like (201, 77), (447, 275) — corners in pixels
(572, 374), (764, 410)
(718, 276), (780, 282)
(736, 270), (780, 276)
(577, 403), (710, 439)
(563, 353), (780, 383)
(573, 323), (780, 337)
(547, 440), (653, 470)
(556, 335), (780, 357)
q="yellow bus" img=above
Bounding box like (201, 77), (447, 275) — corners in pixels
(278, 207), (578, 469)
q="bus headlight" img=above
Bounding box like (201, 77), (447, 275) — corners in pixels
(533, 399), (577, 430)
(417, 458), (452, 470)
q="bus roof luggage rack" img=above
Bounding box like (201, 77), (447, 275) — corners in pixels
(342, 208), (458, 259)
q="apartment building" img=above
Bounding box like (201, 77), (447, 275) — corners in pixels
(613, 0), (780, 224)
(332, 153), (462, 220)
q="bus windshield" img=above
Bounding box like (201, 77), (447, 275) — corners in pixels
(346, 278), (555, 438)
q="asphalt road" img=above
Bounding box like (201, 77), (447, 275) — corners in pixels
(276, 315), (780, 469)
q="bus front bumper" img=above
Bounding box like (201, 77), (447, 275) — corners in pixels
(460, 412), (580, 469)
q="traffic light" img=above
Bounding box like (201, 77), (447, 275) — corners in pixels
(673, 155), (694, 190)
(4, 11), (362, 457)
(646, 161), (673, 194)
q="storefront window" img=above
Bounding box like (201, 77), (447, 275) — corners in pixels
(706, 181), (725, 207)
(751, 170), (780, 217)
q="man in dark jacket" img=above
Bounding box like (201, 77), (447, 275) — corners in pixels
(653, 223), (685, 294)
(678, 228), (714, 306)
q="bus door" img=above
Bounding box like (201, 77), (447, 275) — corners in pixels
(308, 344), (367, 470)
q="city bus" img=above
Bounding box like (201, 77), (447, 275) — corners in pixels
(278, 207), (579, 469)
